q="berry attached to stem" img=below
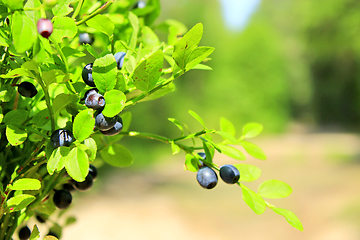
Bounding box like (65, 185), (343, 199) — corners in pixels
(73, 174), (93, 191)
(219, 164), (240, 184)
(17, 82), (38, 98)
(100, 117), (123, 136)
(53, 189), (72, 209)
(84, 88), (105, 110)
(82, 63), (95, 87)
(51, 129), (74, 148)
(196, 166), (218, 189)
(18, 226), (31, 240)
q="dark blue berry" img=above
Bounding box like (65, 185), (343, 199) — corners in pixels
(114, 52), (126, 69)
(36, 214), (46, 223)
(89, 164), (98, 180)
(84, 88), (105, 110)
(73, 174), (93, 191)
(100, 117), (123, 136)
(82, 63), (95, 87)
(196, 166), (218, 189)
(133, 1), (146, 9)
(219, 164), (240, 184)
(51, 129), (74, 148)
(79, 33), (94, 45)
(18, 226), (31, 240)
(95, 112), (117, 131)
(18, 82), (38, 98)
(53, 189), (72, 209)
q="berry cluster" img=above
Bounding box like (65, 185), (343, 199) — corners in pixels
(196, 153), (240, 189)
(18, 225), (60, 240)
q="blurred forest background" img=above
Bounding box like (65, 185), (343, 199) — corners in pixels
(122, 0), (360, 165)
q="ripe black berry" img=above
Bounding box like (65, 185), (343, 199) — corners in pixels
(73, 174), (93, 191)
(196, 166), (218, 189)
(18, 82), (38, 98)
(62, 183), (75, 192)
(95, 112), (117, 131)
(89, 164), (98, 180)
(100, 117), (123, 136)
(114, 52), (126, 69)
(36, 214), (46, 223)
(79, 32), (94, 45)
(84, 88), (105, 110)
(219, 164), (240, 184)
(133, 1), (146, 9)
(53, 189), (72, 209)
(51, 129), (74, 148)
(82, 63), (95, 87)
(18, 226), (31, 240)
(37, 18), (53, 38)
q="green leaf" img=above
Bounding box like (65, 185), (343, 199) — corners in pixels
(11, 11), (37, 53)
(234, 164), (261, 182)
(62, 46), (86, 58)
(171, 141), (180, 155)
(65, 146), (89, 182)
(184, 153), (199, 172)
(220, 117), (236, 137)
(241, 185), (266, 215)
(6, 125), (28, 146)
(4, 109), (28, 125)
(84, 44), (99, 58)
(240, 141), (267, 160)
(9, 178), (41, 190)
(7, 194), (35, 212)
(188, 110), (206, 128)
(102, 90), (126, 117)
(271, 207), (303, 231)
(242, 122), (263, 139)
(0, 35), (9, 47)
(83, 138), (97, 162)
(65, 216), (76, 226)
(201, 139), (213, 162)
(132, 50), (164, 92)
(0, 84), (15, 102)
(3, 0), (24, 11)
(43, 69), (70, 85)
(216, 131), (237, 144)
(31, 109), (50, 127)
(0, 68), (31, 78)
(73, 109), (95, 142)
(168, 118), (184, 135)
(52, 0), (74, 17)
(141, 26), (160, 48)
(173, 23), (203, 71)
(33, 202), (56, 215)
(52, 93), (78, 116)
(92, 54), (117, 93)
(24, 0), (41, 24)
(47, 147), (70, 175)
(100, 144), (133, 167)
(51, 17), (77, 43)
(86, 14), (114, 38)
(128, 12), (139, 50)
(217, 144), (246, 160)
(139, 82), (175, 102)
(185, 46), (214, 71)
(29, 224), (40, 240)
(258, 180), (292, 199)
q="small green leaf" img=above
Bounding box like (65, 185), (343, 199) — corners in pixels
(0, 35), (9, 47)
(241, 184), (266, 215)
(141, 26), (160, 48)
(132, 50), (164, 92)
(83, 138), (97, 162)
(217, 144), (246, 160)
(139, 82), (175, 102)
(7, 194), (35, 212)
(51, 17), (77, 43)
(3, 0), (24, 10)
(93, 54), (118, 93)
(168, 118), (184, 135)
(65, 216), (76, 226)
(86, 14), (114, 38)
(201, 139), (213, 162)
(47, 147), (70, 174)
(271, 207), (303, 231)
(173, 23), (203, 70)
(0, 85), (15, 102)
(73, 109), (95, 142)
(10, 178), (41, 191)
(29, 224), (40, 240)
(6, 125), (28, 146)
(185, 46), (214, 71)
(258, 180), (292, 199)
(216, 131), (237, 144)
(240, 141), (266, 160)
(4, 109), (28, 125)
(234, 164), (261, 182)
(42, 69), (70, 85)
(11, 11), (37, 53)
(100, 144), (133, 167)
(62, 46), (86, 58)
(33, 202), (56, 216)
(184, 154), (199, 172)
(84, 44), (99, 58)
(52, 0), (74, 17)
(31, 109), (50, 127)
(242, 122), (263, 139)
(65, 146), (89, 182)
(220, 117), (236, 137)
(102, 90), (126, 117)
(52, 94), (79, 116)
(188, 110), (206, 128)
(171, 141), (180, 155)
(24, 0), (41, 24)
(128, 12), (139, 50)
